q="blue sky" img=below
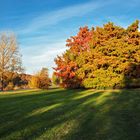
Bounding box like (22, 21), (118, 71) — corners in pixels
(0, 0), (140, 75)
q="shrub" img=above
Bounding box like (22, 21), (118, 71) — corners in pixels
(5, 82), (14, 91)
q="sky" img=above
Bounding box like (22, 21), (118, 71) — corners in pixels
(0, 0), (140, 76)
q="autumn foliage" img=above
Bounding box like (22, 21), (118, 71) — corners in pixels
(54, 20), (140, 89)
(29, 68), (50, 89)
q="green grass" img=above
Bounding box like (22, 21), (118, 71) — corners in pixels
(0, 88), (140, 140)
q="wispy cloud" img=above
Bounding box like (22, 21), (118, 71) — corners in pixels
(18, 0), (112, 75)
(19, 0), (111, 34)
(18, 0), (115, 75)
(21, 41), (66, 75)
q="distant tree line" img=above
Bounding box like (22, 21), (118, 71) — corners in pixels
(0, 72), (32, 90)
(54, 20), (140, 89)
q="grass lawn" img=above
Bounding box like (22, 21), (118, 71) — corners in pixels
(0, 88), (140, 140)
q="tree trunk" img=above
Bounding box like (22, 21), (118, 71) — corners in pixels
(1, 72), (4, 91)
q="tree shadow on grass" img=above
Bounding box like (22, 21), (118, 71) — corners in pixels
(64, 89), (140, 140)
(0, 88), (140, 140)
(0, 88), (102, 139)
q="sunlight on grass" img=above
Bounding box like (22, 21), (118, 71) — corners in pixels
(27, 103), (62, 117)
(38, 120), (78, 140)
(0, 89), (41, 95)
(94, 91), (112, 106)
(95, 90), (120, 106)
(72, 89), (98, 100)
(81, 90), (121, 111)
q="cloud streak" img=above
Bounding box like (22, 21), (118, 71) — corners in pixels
(21, 41), (66, 75)
(18, 0), (113, 75)
(19, 0), (111, 34)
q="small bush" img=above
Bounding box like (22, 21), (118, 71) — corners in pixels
(5, 82), (14, 91)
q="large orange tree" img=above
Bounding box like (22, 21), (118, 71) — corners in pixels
(54, 20), (140, 89)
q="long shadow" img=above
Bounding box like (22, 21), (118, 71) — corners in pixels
(0, 88), (103, 139)
(64, 89), (140, 140)
(0, 88), (140, 140)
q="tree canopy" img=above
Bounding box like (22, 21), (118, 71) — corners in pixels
(29, 68), (50, 89)
(54, 20), (140, 89)
(0, 33), (23, 90)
